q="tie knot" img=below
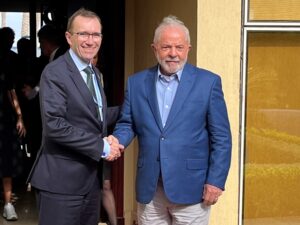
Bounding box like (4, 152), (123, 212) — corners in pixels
(83, 66), (93, 76)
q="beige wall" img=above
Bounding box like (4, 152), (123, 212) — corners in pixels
(133, 0), (197, 72)
(123, 0), (137, 223)
(124, 0), (241, 224)
(197, 0), (241, 225)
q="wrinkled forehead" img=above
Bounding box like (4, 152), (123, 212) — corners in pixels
(157, 26), (189, 43)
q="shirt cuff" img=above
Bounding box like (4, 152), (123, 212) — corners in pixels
(102, 138), (110, 158)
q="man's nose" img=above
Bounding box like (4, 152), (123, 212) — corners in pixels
(169, 46), (177, 56)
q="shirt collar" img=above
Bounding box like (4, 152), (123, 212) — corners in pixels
(156, 65), (183, 81)
(69, 49), (92, 72)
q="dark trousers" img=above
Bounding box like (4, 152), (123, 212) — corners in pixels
(36, 178), (100, 225)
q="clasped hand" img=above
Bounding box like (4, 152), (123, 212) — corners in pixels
(104, 135), (124, 161)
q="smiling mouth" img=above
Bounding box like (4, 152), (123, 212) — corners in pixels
(166, 61), (179, 64)
(84, 49), (96, 53)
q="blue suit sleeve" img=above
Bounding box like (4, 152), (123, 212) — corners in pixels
(206, 76), (232, 190)
(113, 78), (136, 147)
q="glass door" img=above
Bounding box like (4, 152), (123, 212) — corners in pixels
(241, 30), (300, 225)
(241, 1), (300, 224)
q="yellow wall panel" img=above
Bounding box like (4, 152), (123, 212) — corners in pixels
(244, 32), (300, 224)
(198, 0), (241, 225)
(249, 0), (300, 21)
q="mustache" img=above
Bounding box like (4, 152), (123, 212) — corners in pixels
(164, 58), (180, 62)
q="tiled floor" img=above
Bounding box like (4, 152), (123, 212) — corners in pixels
(0, 185), (38, 225)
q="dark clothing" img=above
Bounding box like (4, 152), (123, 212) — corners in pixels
(14, 54), (46, 180)
(0, 56), (23, 177)
(103, 161), (112, 181)
(22, 55), (47, 159)
(36, 178), (101, 225)
(28, 52), (108, 194)
(28, 51), (113, 225)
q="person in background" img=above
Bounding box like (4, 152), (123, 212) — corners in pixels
(16, 37), (37, 182)
(21, 25), (68, 189)
(27, 8), (123, 225)
(0, 27), (27, 221)
(111, 15), (232, 225)
(92, 53), (118, 225)
(100, 161), (118, 225)
(22, 24), (67, 101)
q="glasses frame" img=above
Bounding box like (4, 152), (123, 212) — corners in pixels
(71, 32), (103, 40)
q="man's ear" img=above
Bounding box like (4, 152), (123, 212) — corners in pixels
(65, 32), (72, 46)
(151, 43), (156, 52)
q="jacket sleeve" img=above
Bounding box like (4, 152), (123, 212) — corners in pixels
(40, 64), (103, 162)
(113, 78), (136, 147)
(206, 76), (232, 190)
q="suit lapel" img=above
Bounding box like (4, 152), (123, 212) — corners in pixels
(93, 65), (107, 133)
(164, 64), (194, 131)
(145, 67), (163, 131)
(64, 53), (102, 127)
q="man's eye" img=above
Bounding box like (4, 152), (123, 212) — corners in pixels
(79, 32), (89, 37)
(176, 46), (184, 51)
(74, 32), (102, 40)
(92, 33), (102, 38)
(161, 46), (171, 51)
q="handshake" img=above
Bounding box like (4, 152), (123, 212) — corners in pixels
(104, 135), (124, 161)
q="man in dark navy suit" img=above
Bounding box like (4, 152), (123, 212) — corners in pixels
(28, 8), (123, 225)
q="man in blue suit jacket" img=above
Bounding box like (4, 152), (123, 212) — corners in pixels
(113, 15), (232, 224)
(27, 8), (123, 225)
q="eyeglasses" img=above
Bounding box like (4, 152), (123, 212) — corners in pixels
(71, 32), (102, 40)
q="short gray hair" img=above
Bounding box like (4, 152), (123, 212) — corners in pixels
(153, 15), (190, 44)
